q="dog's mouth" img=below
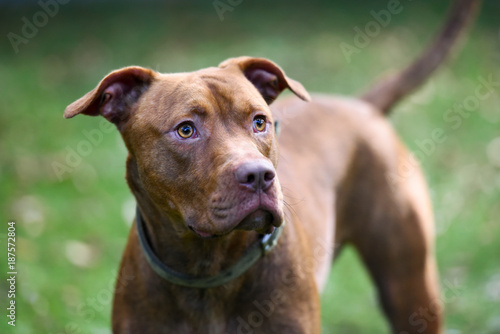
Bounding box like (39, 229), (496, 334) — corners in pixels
(189, 225), (218, 239)
(188, 208), (280, 239)
(235, 209), (277, 234)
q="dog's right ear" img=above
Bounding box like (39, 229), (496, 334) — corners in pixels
(64, 66), (156, 125)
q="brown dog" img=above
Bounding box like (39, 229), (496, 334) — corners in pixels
(64, 0), (479, 333)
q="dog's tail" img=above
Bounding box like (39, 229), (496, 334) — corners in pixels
(360, 0), (481, 114)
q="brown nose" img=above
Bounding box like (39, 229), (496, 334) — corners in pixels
(235, 160), (276, 191)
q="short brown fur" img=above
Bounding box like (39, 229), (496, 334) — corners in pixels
(64, 1), (479, 333)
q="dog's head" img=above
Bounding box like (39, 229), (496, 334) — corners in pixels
(64, 57), (310, 238)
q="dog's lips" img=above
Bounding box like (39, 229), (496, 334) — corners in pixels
(188, 206), (282, 238)
(234, 209), (272, 233)
(188, 190), (283, 238)
(188, 211), (275, 238)
(257, 196), (283, 228)
(189, 226), (217, 239)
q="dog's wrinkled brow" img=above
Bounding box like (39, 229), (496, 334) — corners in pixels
(199, 74), (229, 84)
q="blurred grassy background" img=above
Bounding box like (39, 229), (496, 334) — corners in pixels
(0, 0), (499, 333)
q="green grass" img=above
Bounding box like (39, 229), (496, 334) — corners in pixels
(1, 1), (499, 333)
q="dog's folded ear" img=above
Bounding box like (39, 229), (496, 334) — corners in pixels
(64, 66), (155, 124)
(219, 57), (311, 104)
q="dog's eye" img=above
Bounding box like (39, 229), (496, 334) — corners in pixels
(253, 116), (267, 132)
(177, 123), (196, 139)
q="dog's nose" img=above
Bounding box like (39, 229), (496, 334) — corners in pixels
(235, 160), (276, 191)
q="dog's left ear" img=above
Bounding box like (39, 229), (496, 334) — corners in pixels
(220, 57), (311, 104)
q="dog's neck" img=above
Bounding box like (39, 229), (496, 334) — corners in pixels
(124, 156), (259, 279)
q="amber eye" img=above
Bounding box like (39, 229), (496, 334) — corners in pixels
(253, 116), (267, 132)
(177, 123), (195, 139)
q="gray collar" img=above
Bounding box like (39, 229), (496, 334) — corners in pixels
(135, 207), (284, 288)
